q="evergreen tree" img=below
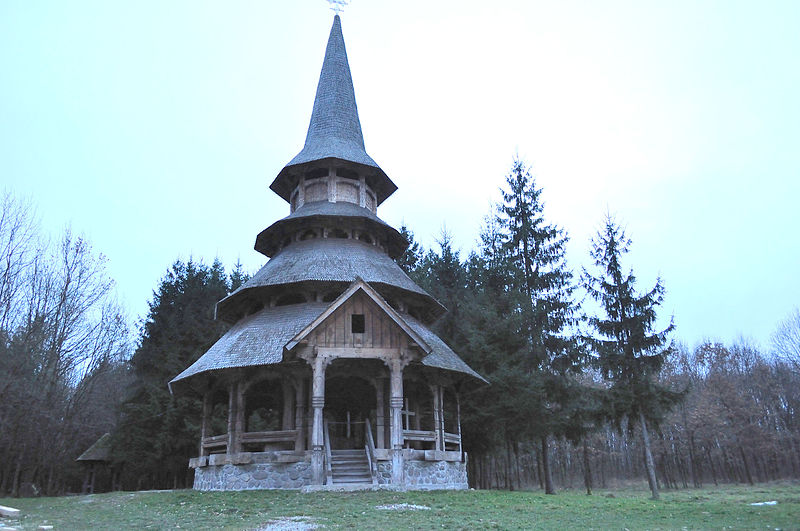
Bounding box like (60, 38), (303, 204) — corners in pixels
(395, 224), (424, 275)
(229, 259), (250, 292)
(112, 258), (231, 489)
(415, 231), (468, 347)
(497, 159), (583, 494)
(582, 215), (682, 500)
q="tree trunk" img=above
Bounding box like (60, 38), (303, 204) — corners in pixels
(583, 437), (593, 495)
(739, 446), (754, 486)
(688, 432), (700, 488)
(505, 440), (513, 490)
(11, 450), (24, 498)
(541, 435), (555, 494)
(536, 447), (544, 490)
(639, 411), (660, 500)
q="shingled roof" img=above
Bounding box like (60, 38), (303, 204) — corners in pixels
(254, 201), (408, 259)
(270, 15), (397, 205)
(76, 433), (112, 462)
(171, 285), (485, 388)
(170, 303), (330, 387)
(403, 314), (488, 383)
(216, 238), (444, 321)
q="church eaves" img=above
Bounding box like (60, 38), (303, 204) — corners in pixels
(271, 15), (397, 205)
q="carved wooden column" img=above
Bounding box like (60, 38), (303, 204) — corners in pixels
(226, 382), (237, 455)
(294, 378), (306, 453)
(375, 377), (386, 449)
(307, 377), (314, 450)
(311, 356), (327, 485)
(456, 390), (463, 456)
(282, 379), (294, 430)
(388, 358), (405, 485)
(431, 384), (442, 451)
(234, 382), (246, 454)
(199, 390), (211, 457)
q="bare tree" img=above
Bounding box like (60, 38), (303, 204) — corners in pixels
(773, 308), (800, 370)
(0, 191), (130, 496)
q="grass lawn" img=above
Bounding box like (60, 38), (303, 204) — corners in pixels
(1, 483), (798, 530)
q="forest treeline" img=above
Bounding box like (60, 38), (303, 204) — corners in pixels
(1, 158), (799, 496)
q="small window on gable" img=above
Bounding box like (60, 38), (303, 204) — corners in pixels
(351, 314), (365, 334)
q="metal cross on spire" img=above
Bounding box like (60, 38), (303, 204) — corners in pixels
(327, 0), (349, 15)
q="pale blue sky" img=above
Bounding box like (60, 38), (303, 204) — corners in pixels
(1, 1), (798, 350)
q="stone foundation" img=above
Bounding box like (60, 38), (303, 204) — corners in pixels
(192, 451), (467, 491)
(376, 460), (467, 490)
(194, 459), (311, 491)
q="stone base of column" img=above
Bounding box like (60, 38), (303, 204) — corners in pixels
(311, 446), (324, 485)
(391, 447), (404, 485)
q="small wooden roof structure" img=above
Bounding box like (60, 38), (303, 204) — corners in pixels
(76, 433), (112, 463)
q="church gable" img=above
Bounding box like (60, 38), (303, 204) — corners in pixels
(308, 290), (409, 350)
(285, 278), (431, 356)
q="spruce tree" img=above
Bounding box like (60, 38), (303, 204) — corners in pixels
(395, 224), (424, 275)
(496, 159), (582, 494)
(229, 259), (250, 292)
(582, 215), (682, 500)
(112, 258), (231, 489)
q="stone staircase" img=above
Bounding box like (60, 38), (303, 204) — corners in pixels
(329, 449), (374, 485)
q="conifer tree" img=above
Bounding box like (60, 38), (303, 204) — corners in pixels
(112, 258), (231, 489)
(497, 159), (582, 494)
(395, 224), (424, 275)
(229, 259), (250, 292)
(582, 215), (682, 500)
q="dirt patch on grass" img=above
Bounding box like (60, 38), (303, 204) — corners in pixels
(375, 503), (431, 511)
(254, 516), (323, 530)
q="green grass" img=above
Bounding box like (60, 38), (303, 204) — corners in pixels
(2, 483), (799, 530)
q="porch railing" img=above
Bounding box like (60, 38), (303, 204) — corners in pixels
(201, 429), (300, 455)
(364, 418), (378, 485)
(201, 434), (228, 454)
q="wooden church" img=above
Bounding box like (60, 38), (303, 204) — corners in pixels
(170, 14), (485, 491)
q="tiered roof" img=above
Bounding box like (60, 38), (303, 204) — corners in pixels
(254, 201), (407, 258)
(170, 15), (484, 391)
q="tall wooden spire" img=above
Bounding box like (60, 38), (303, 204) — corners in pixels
(271, 15), (396, 206)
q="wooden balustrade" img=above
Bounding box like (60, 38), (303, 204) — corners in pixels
(443, 432), (460, 445)
(201, 434), (228, 453)
(201, 429), (300, 455)
(403, 429), (438, 443)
